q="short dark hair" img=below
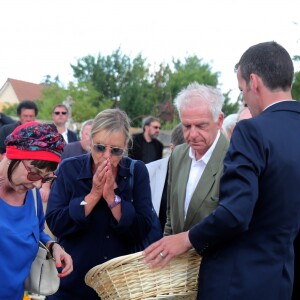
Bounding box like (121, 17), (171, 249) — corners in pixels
(17, 100), (38, 116)
(235, 41), (294, 91)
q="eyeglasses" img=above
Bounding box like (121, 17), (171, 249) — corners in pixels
(151, 125), (161, 130)
(22, 161), (56, 183)
(53, 111), (67, 115)
(92, 144), (124, 156)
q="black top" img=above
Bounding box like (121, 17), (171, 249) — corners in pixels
(0, 122), (20, 154)
(0, 113), (15, 129)
(61, 141), (87, 160)
(128, 132), (163, 164)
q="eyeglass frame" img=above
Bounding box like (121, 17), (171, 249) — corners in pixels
(150, 125), (161, 130)
(21, 161), (57, 183)
(92, 143), (125, 156)
(53, 111), (67, 115)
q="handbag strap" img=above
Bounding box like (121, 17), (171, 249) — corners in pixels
(129, 159), (137, 192)
(32, 188), (38, 216)
(32, 188), (52, 257)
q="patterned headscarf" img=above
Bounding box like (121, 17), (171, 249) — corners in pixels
(5, 122), (66, 162)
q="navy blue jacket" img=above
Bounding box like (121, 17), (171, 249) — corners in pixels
(189, 101), (300, 300)
(46, 154), (152, 299)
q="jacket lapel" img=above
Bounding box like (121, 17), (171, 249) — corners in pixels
(177, 153), (192, 230)
(184, 134), (228, 229)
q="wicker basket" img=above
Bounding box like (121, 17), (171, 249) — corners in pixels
(85, 249), (201, 300)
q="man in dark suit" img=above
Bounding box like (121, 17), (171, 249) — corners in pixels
(144, 41), (300, 300)
(52, 104), (78, 144)
(164, 83), (229, 235)
(0, 112), (14, 129)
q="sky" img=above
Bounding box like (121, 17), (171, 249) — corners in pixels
(1, 0), (299, 102)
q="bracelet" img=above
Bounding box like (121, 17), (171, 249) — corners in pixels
(48, 241), (60, 255)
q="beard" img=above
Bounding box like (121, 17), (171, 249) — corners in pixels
(150, 133), (159, 139)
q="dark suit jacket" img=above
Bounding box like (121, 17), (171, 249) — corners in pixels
(61, 141), (87, 160)
(66, 129), (78, 143)
(189, 101), (300, 300)
(0, 122), (19, 154)
(0, 113), (15, 129)
(164, 133), (229, 235)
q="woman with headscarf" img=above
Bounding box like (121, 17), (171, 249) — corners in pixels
(46, 108), (157, 299)
(0, 122), (73, 299)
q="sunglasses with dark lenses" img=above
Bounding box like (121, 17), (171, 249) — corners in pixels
(93, 144), (124, 156)
(22, 161), (57, 183)
(151, 125), (161, 130)
(54, 111), (67, 115)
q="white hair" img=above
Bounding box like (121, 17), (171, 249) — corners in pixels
(222, 113), (238, 138)
(173, 82), (224, 121)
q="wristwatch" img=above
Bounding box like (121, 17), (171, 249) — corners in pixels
(108, 195), (122, 209)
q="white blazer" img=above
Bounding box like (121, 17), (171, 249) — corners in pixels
(146, 157), (169, 216)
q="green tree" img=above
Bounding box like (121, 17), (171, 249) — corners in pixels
(292, 55), (300, 101)
(118, 54), (156, 126)
(37, 81), (107, 122)
(293, 71), (300, 101)
(222, 90), (240, 117)
(71, 48), (131, 107)
(166, 55), (220, 101)
(69, 49), (236, 126)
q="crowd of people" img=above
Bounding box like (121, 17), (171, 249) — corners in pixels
(0, 41), (299, 300)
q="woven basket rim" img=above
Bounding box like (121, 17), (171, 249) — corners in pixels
(85, 249), (201, 300)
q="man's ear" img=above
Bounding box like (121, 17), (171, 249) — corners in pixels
(217, 112), (224, 129)
(249, 73), (260, 92)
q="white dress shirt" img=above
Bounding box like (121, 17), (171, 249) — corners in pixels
(184, 131), (220, 218)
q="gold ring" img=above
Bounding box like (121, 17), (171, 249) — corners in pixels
(159, 252), (165, 258)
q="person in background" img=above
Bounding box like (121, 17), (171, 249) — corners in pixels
(146, 123), (185, 230)
(51, 104), (78, 144)
(0, 100), (38, 160)
(61, 119), (94, 160)
(0, 112), (15, 129)
(128, 116), (164, 163)
(164, 83), (229, 237)
(222, 106), (252, 141)
(46, 108), (154, 300)
(237, 105), (252, 121)
(144, 41), (300, 300)
(222, 113), (238, 140)
(0, 122), (73, 299)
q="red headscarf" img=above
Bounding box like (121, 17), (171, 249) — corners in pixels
(5, 122), (66, 163)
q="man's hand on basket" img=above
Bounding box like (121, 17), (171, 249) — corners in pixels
(143, 231), (192, 268)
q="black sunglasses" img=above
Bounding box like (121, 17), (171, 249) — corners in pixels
(54, 111), (67, 115)
(93, 144), (124, 156)
(151, 125), (161, 130)
(22, 161), (56, 183)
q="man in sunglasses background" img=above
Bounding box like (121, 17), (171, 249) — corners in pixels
(39, 104), (79, 222)
(128, 115), (164, 164)
(52, 104), (78, 144)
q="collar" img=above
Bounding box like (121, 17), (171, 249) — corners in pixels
(189, 130), (221, 163)
(264, 99), (295, 111)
